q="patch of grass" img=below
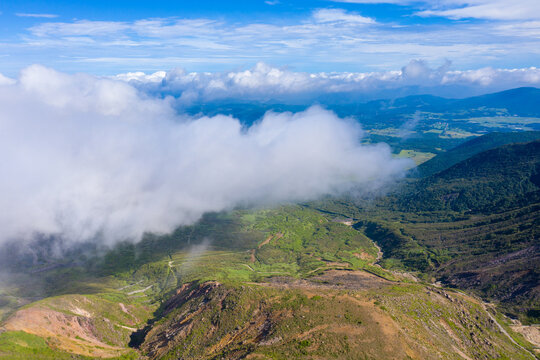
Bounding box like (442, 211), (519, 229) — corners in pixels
(0, 331), (89, 359)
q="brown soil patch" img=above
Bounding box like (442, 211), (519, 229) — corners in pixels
(511, 324), (540, 350)
(264, 269), (391, 291)
(4, 305), (126, 358)
(296, 324), (329, 339)
(353, 252), (373, 260)
(258, 233), (283, 249)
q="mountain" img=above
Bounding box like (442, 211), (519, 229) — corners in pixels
(401, 140), (540, 213)
(1, 104), (540, 359)
(328, 141), (540, 322)
(357, 87), (540, 117)
(451, 87), (540, 117)
(416, 131), (540, 177)
(0, 205), (538, 359)
(132, 279), (534, 359)
(184, 87), (540, 124)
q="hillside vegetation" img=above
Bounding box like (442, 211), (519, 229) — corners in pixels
(1, 126), (540, 358)
(416, 131), (540, 177)
(312, 138), (540, 323)
(0, 202), (537, 358)
(401, 140), (540, 213)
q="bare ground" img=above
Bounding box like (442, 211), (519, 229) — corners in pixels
(260, 269), (392, 291)
(4, 305), (127, 358)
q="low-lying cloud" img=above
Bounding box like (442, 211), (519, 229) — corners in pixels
(118, 61), (540, 104)
(0, 65), (410, 246)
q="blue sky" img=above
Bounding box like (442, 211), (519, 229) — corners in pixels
(1, 0), (540, 76)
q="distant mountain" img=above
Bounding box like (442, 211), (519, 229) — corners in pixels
(356, 87), (540, 117)
(184, 87), (540, 123)
(450, 87), (540, 116)
(416, 131), (540, 177)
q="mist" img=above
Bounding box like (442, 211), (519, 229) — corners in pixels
(0, 65), (410, 246)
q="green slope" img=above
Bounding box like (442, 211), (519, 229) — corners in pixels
(401, 140), (540, 213)
(416, 131), (540, 177)
(134, 280), (536, 360)
(1, 204), (537, 358)
(330, 141), (540, 322)
(307, 141), (540, 322)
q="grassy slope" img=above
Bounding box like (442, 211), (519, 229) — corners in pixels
(352, 204), (539, 322)
(416, 131), (540, 177)
(400, 140), (540, 213)
(136, 280), (536, 360)
(0, 206), (384, 358)
(311, 140), (540, 322)
(1, 204), (536, 358)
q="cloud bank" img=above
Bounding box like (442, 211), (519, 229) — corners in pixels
(117, 61), (540, 104)
(0, 65), (409, 246)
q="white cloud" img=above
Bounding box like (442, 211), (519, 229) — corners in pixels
(442, 66), (540, 86)
(313, 8), (375, 24)
(416, 0), (540, 21)
(495, 21), (540, 38)
(330, 0), (411, 3)
(16, 13), (59, 18)
(333, 0), (540, 21)
(30, 20), (130, 37)
(0, 73), (15, 86)
(115, 71), (167, 83)
(8, 7), (540, 75)
(117, 61), (540, 103)
(0, 65), (409, 245)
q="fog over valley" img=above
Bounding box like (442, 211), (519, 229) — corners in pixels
(0, 65), (410, 246)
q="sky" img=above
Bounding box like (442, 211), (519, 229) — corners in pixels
(1, 0), (540, 76)
(0, 1), (539, 246)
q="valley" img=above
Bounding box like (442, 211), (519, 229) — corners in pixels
(0, 90), (539, 359)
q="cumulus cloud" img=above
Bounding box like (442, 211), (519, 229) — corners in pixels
(117, 60), (540, 104)
(0, 73), (16, 86)
(0, 65), (409, 246)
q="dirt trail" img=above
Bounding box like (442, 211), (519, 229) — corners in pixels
(117, 280), (142, 291)
(258, 233), (283, 249)
(373, 242), (383, 263)
(242, 264), (255, 271)
(246, 233), (283, 266)
(480, 303), (537, 359)
(127, 285), (153, 296)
